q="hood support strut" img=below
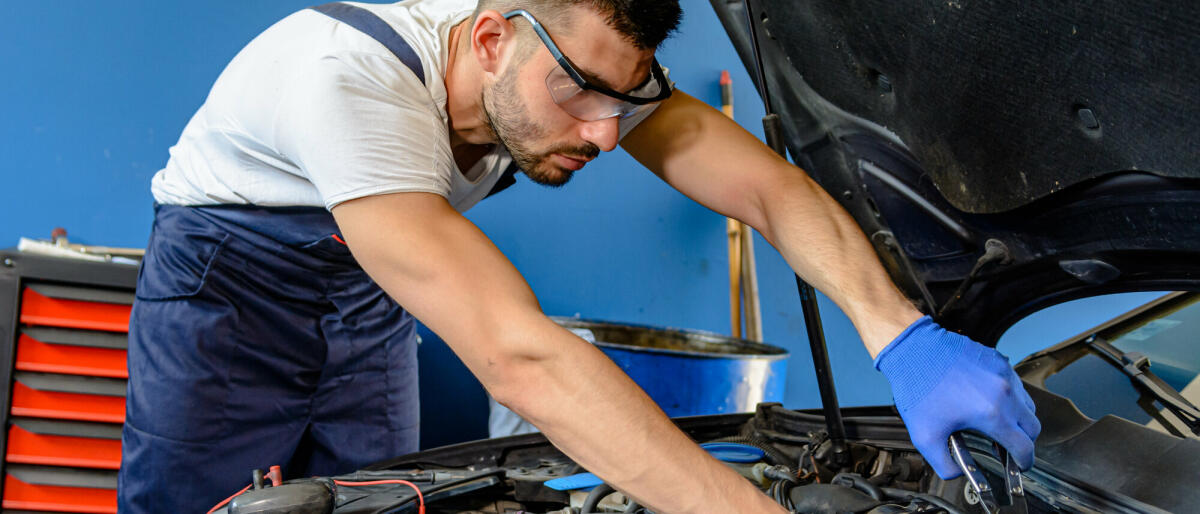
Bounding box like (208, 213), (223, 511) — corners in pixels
(743, 0), (849, 467)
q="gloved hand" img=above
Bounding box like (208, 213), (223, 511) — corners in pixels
(874, 316), (1041, 479)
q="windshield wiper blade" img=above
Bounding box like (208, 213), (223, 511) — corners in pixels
(1086, 334), (1200, 436)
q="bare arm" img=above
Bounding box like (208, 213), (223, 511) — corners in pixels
(622, 90), (922, 355)
(332, 192), (784, 514)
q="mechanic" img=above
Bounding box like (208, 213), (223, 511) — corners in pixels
(119, 0), (1041, 512)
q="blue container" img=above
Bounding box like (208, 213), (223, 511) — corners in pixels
(552, 318), (789, 417)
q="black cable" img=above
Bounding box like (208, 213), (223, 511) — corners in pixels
(796, 436), (826, 483)
(369, 469), (507, 514)
(937, 239), (1010, 316)
(771, 479), (794, 510)
(880, 486), (967, 514)
(831, 473), (885, 502)
(865, 468), (897, 486)
(796, 445), (813, 475)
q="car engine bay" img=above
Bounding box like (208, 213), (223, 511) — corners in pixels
(212, 404), (1081, 514)
(210, 295), (1200, 514)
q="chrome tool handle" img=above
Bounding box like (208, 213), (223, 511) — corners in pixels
(949, 433), (1029, 514)
(949, 433), (998, 514)
(992, 441), (1028, 514)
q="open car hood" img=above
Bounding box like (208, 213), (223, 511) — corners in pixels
(709, 0), (1200, 344)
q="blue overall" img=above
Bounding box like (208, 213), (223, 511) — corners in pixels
(119, 205), (420, 512)
(118, 4), (517, 512)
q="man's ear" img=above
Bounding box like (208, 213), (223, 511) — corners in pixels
(471, 10), (517, 79)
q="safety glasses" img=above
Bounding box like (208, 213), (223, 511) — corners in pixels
(502, 9), (672, 121)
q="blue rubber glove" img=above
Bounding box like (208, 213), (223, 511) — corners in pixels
(875, 316), (1041, 479)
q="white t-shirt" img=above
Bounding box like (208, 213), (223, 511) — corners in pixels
(151, 0), (657, 213)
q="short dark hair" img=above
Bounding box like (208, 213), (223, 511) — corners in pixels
(474, 0), (682, 50)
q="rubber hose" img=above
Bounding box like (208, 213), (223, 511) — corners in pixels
(880, 486), (967, 514)
(581, 483), (615, 514)
(831, 473), (885, 502)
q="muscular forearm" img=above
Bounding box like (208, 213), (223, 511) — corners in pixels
(490, 315), (784, 514)
(754, 169), (920, 356)
(623, 92), (920, 355)
(333, 194), (781, 514)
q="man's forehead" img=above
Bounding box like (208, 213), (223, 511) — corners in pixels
(552, 13), (655, 93)
(573, 57), (653, 93)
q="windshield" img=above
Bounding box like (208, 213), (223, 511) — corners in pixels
(1039, 294), (1200, 437)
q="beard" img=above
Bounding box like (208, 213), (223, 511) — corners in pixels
(481, 65), (600, 187)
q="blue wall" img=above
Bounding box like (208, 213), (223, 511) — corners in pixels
(0, 1), (1167, 448)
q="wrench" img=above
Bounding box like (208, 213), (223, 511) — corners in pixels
(948, 433), (1027, 514)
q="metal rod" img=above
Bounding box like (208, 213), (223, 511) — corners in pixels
(765, 116), (849, 464)
(748, 0), (849, 465)
(743, 0), (772, 115)
(795, 276), (849, 465)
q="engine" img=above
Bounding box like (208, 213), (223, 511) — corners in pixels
(211, 405), (1042, 513)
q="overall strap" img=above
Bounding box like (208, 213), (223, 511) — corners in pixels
(310, 2), (425, 85)
(484, 162), (520, 199)
(311, 2), (523, 200)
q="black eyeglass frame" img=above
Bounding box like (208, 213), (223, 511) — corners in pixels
(502, 9), (672, 105)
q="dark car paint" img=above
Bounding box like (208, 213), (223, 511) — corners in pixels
(707, 0), (1200, 344)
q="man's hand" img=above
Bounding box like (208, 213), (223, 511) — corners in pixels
(874, 316), (1041, 478)
(332, 192), (785, 514)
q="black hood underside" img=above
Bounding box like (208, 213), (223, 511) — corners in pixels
(710, 0), (1200, 342)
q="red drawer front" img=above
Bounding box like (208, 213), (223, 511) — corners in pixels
(19, 288), (131, 333)
(10, 382), (125, 424)
(2, 474), (115, 513)
(6, 425), (121, 470)
(15, 334), (128, 379)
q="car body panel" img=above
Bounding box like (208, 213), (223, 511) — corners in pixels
(708, 0), (1200, 343)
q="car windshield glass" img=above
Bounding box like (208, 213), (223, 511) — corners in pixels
(1043, 294), (1200, 437)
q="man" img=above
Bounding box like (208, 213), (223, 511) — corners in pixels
(120, 0), (1041, 512)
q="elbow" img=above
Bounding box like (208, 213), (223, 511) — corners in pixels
(462, 315), (580, 423)
(472, 332), (556, 416)
(489, 378), (535, 417)
(485, 358), (554, 426)
(484, 356), (533, 405)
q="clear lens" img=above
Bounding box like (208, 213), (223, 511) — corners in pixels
(544, 66), (660, 121)
(545, 65), (587, 105)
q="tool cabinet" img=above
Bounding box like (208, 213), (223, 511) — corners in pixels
(0, 251), (135, 513)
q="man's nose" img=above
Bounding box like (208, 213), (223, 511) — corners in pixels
(579, 116), (620, 153)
